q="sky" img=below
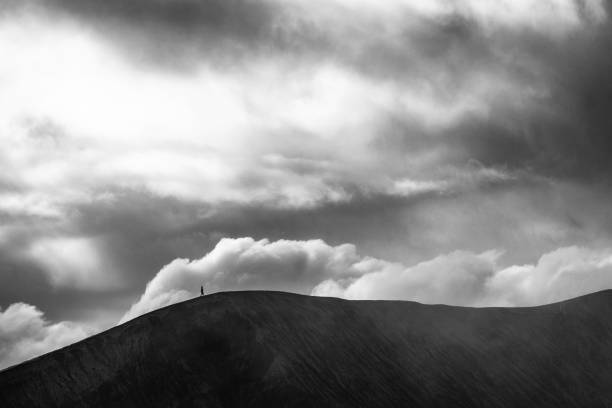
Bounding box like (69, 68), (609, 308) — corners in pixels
(1, 0), (612, 368)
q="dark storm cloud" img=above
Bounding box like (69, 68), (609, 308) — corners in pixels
(7, 0), (499, 78)
(544, 18), (612, 180)
(456, 6), (612, 180)
(1, 175), (608, 327)
(0, 247), (50, 308)
(70, 187), (438, 273)
(0, 188), (418, 324)
(449, 26), (612, 182)
(57, 0), (492, 83)
(49, 0), (277, 45)
(8, 0), (327, 70)
(72, 190), (428, 317)
(369, 15), (612, 183)
(11, 0), (612, 182)
(67, 172), (524, 284)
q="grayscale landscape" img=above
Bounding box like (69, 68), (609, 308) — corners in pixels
(3, 291), (612, 407)
(1, 0), (612, 406)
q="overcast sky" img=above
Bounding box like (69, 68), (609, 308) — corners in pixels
(1, 0), (612, 368)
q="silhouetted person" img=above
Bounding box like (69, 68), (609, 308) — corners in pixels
(200, 285), (204, 296)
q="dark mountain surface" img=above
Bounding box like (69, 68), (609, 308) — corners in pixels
(2, 290), (612, 407)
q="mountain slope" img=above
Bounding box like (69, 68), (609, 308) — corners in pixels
(1, 290), (612, 407)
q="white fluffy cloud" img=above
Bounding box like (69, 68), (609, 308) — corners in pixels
(120, 237), (365, 322)
(313, 250), (502, 305)
(313, 245), (612, 307)
(0, 303), (89, 369)
(121, 238), (612, 323)
(6, 239), (612, 368)
(484, 246), (612, 306)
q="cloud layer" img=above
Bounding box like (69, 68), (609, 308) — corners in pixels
(6, 236), (612, 368)
(0, 302), (88, 369)
(122, 238), (612, 322)
(2, 0), (612, 367)
(120, 237), (364, 322)
(1, 0), (610, 223)
(314, 245), (612, 307)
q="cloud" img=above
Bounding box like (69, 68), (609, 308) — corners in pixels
(315, 245), (612, 307)
(312, 250), (502, 305)
(121, 237), (612, 323)
(2, 0), (312, 70)
(3, 176), (607, 330)
(0, 302), (88, 369)
(25, 236), (121, 290)
(2, 0), (612, 335)
(6, 0), (604, 74)
(6, 238), (612, 368)
(486, 246), (612, 306)
(1, 0), (610, 224)
(119, 237), (364, 322)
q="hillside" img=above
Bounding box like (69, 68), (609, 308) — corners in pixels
(1, 290), (612, 407)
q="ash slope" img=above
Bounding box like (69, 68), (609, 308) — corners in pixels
(2, 291), (612, 407)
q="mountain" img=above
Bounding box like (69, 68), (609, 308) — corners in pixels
(1, 290), (612, 407)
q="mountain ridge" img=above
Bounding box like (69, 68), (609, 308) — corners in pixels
(2, 289), (612, 407)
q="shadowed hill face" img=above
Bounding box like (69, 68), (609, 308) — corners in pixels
(2, 291), (612, 407)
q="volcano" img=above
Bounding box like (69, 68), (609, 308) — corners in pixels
(1, 290), (612, 407)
